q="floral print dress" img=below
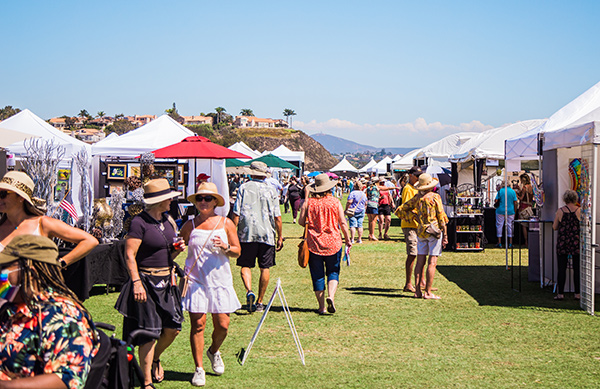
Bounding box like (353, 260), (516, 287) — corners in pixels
(0, 290), (98, 388)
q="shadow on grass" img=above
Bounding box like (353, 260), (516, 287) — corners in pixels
(233, 305), (319, 316)
(344, 286), (413, 299)
(437, 265), (587, 313)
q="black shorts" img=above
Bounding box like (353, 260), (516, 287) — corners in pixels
(378, 204), (391, 215)
(237, 242), (276, 269)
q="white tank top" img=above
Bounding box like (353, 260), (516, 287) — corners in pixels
(0, 218), (42, 251)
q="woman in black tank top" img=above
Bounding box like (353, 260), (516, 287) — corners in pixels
(552, 189), (581, 300)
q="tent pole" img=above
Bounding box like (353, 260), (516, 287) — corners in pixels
(538, 147), (544, 289)
(505, 168), (508, 270)
(590, 144), (598, 315)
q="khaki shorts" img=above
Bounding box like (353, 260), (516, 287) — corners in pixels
(402, 228), (418, 256)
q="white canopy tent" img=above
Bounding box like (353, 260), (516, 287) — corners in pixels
(268, 145), (305, 170)
(450, 120), (546, 163)
(391, 148), (421, 171)
(0, 109), (92, 215)
(228, 141), (261, 160)
(91, 115), (194, 157)
(506, 80), (600, 163)
(359, 158), (377, 173)
(414, 132), (479, 166)
(392, 154), (402, 162)
(330, 157), (359, 174)
(368, 156), (393, 174)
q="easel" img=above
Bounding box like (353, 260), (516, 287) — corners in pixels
(239, 278), (305, 366)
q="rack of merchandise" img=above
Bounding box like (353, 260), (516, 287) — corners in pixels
(447, 195), (485, 252)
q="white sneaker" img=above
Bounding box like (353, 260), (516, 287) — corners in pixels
(206, 347), (225, 375)
(191, 367), (205, 386)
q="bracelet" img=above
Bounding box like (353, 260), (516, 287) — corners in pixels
(132, 279), (141, 284)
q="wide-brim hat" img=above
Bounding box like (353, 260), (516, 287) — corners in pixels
(414, 173), (439, 191)
(0, 171), (36, 207)
(0, 234), (59, 266)
(0, 171), (46, 216)
(187, 182), (225, 206)
(143, 178), (181, 204)
(308, 173), (337, 193)
(247, 161), (269, 178)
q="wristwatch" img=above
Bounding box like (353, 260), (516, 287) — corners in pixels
(59, 258), (68, 269)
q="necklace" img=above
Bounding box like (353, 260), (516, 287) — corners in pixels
(159, 223), (165, 231)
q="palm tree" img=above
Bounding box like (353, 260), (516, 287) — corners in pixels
(283, 109), (297, 128)
(240, 109), (254, 116)
(97, 111), (105, 118)
(215, 107), (226, 124)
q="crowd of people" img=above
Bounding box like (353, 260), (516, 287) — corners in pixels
(0, 164), (582, 387)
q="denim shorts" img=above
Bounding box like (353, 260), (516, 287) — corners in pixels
(348, 210), (365, 228)
(366, 206), (379, 215)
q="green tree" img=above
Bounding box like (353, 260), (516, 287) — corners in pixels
(64, 116), (77, 131)
(114, 113), (125, 120)
(240, 108), (254, 116)
(0, 106), (21, 121)
(104, 119), (135, 135)
(78, 109), (92, 125)
(215, 107), (226, 124)
(97, 111), (105, 118)
(283, 108), (297, 128)
(166, 103), (184, 123)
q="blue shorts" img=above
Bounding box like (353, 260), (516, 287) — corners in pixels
(348, 210), (365, 228)
(366, 206), (378, 215)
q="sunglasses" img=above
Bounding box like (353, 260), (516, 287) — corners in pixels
(0, 191), (13, 199)
(195, 195), (215, 203)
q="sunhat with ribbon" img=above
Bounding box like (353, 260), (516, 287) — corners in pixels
(0, 234), (59, 266)
(0, 171), (46, 215)
(187, 181), (225, 206)
(247, 161), (269, 178)
(143, 178), (181, 204)
(308, 173), (337, 193)
(414, 173), (439, 192)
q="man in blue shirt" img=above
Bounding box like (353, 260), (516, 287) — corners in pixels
(495, 182), (519, 248)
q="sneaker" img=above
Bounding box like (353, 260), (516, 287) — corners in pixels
(495, 243), (502, 248)
(191, 367), (205, 386)
(255, 303), (265, 312)
(246, 291), (256, 313)
(206, 347), (225, 375)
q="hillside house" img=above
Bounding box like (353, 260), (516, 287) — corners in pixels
(183, 115), (213, 126)
(234, 116), (283, 128)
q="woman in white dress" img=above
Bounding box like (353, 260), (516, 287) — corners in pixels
(180, 182), (242, 387)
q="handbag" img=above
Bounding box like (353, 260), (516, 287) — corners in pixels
(180, 217), (222, 297)
(345, 205), (357, 217)
(494, 198), (500, 209)
(425, 221), (442, 239)
(298, 227), (310, 268)
(298, 201), (310, 268)
(520, 206), (534, 219)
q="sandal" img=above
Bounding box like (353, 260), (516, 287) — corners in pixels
(403, 285), (416, 293)
(144, 384), (157, 389)
(553, 295), (564, 301)
(152, 359), (164, 383)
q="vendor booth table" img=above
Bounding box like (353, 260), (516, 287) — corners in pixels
(61, 240), (128, 301)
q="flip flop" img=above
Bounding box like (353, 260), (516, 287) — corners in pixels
(423, 294), (441, 300)
(554, 295), (564, 300)
(326, 297), (336, 313)
(403, 286), (416, 293)
(152, 359), (164, 383)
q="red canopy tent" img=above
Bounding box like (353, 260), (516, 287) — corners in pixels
(152, 136), (250, 159)
(151, 136), (250, 217)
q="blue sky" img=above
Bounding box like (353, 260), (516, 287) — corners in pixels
(2, 0), (599, 147)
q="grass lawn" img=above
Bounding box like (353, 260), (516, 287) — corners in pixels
(86, 202), (600, 388)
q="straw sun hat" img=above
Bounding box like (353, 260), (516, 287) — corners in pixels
(0, 171), (46, 215)
(308, 173), (337, 193)
(246, 161), (269, 178)
(0, 234), (59, 266)
(414, 173), (439, 192)
(187, 182), (225, 207)
(143, 178), (181, 204)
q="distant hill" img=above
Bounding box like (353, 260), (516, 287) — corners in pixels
(310, 133), (417, 155)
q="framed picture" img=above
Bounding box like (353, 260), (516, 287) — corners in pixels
(54, 180), (69, 201)
(178, 164), (185, 184)
(107, 164), (127, 180)
(57, 169), (71, 181)
(128, 163), (141, 177)
(109, 183), (124, 194)
(154, 164), (177, 187)
(178, 185), (186, 199)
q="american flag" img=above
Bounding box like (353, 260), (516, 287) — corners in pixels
(60, 191), (79, 220)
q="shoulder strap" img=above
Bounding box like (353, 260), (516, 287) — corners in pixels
(187, 217), (222, 276)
